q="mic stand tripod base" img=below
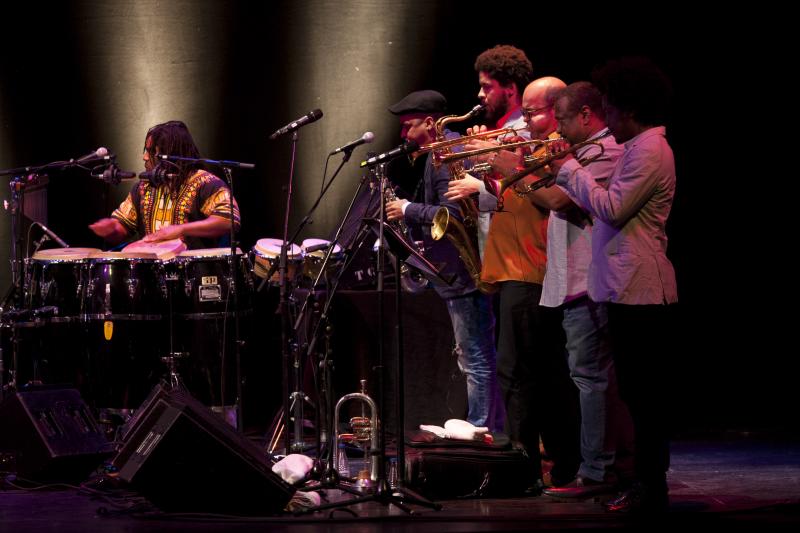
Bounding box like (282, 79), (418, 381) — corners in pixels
(160, 351), (189, 391)
(295, 477), (442, 516)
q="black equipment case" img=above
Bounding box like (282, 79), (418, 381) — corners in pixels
(404, 431), (535, 499)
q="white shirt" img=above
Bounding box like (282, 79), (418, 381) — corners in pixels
(540, 128), (623, 307)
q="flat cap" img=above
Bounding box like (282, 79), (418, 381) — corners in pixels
(388, 90), (447, 115)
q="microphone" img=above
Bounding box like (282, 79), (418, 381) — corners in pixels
(92, 165), (137, 185)
(34, 222), (69, 248)
(72, 147), (109, 163)
(304, 242), (331, 253)
(139, 165), (178, 185)
(359, 140), (420, 167)
(269, 109), (323, 140)
(330, 131), (375, 155)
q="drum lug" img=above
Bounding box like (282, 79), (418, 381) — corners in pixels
(127, 277), (139, 300)
(40, 279), (53, 301)
(104, 283), (112, 316)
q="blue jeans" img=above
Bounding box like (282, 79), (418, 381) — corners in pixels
(445, 290), (500, 430)
(562, 297), (621, 482)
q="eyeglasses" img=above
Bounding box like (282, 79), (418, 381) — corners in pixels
(521, 105), (551, 120)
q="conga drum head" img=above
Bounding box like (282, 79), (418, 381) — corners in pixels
(301, 238), (342, 258)
(122, 238), (187, 261)
(252, 238), (301, 283)
(32, 247), (100, 260)
(300, 238), (344, 283)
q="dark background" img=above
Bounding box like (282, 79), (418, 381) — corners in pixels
(0, 1), (789, 433)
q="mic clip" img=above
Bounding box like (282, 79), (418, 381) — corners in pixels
(32, 234), (50, 254)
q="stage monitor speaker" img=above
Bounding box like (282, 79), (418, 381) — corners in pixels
(115, 382), (170, 449)
(113, 389), (294, 516)
(0, 387), (112, 482)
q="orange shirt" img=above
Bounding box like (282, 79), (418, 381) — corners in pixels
(480, 139), (553, 284)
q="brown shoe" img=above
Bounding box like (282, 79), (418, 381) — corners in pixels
(542, 476), (616, 499)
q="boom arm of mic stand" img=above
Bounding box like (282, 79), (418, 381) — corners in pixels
(287, 154), (356, 330)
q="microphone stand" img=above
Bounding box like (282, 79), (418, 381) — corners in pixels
(158, 154), (254, 431)
(0, 155), (116, 308)
(292, 161), (377, 489)
(0, 156), (113, 400)
(223, 166), (243, 431)
(265, 144), (355, 454)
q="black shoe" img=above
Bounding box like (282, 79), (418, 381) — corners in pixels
(605, 485), (668, 514)
(524, 478), (545, 496)
(543, 476), (616, 499)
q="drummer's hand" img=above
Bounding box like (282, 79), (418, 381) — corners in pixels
(144, 224), (184, 243)
(386, 199), (409, 222)
(89, 218), (126, 240)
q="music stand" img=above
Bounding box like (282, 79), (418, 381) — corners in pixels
(298, 163), (445, 515)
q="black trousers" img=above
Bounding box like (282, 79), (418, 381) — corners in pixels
(607, 302), (676, 495)
(496, 281), (580, 484)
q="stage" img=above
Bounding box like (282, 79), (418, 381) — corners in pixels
(1, 434), (798, 531)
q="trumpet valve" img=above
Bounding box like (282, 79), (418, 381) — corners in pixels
(350, 416), (372, 442)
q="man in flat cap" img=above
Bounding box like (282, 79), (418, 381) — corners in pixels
(385, 90), (501, 432)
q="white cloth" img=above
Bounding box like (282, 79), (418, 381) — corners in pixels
(271, 453), (314, 484)
(419, 419), (489, 441)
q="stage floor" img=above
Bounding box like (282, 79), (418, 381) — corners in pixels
(1, 433), (799, 531)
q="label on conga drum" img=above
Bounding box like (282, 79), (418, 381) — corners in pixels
(174, 248), (250, 316)
(199, 285), (222, 302)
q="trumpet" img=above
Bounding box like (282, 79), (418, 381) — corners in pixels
(435, 137), (561, 171)
(497, 133), (611, 197)
(412, 126), (522, 165)
(333, 380), (379, 489)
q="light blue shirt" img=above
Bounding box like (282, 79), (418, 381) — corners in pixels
(555, 126), (678, 305)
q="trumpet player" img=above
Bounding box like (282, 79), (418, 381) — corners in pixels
(384, 90), (501, 432)
(532, 82), (632, 500)
(448, 74), (582, 490)
(548, 58), (678, 514)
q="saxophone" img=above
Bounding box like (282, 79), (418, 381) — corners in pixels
(380, 174), (429, 293)
(429, 104), (497, 294)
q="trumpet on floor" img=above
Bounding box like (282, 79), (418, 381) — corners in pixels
(333, 380), (379, 489)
